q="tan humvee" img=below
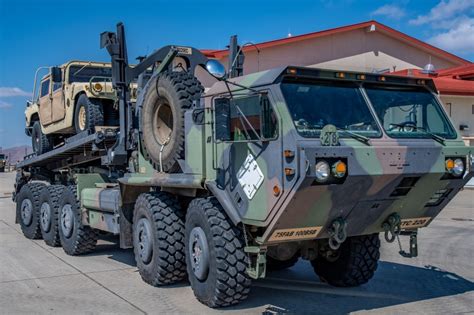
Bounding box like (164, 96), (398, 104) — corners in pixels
(25, 61), (136, 154)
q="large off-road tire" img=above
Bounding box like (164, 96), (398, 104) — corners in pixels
(58, 186), (98, 255)
(16, 182), (45, 239)
(39, 185), (65, 247)
(31, 121), (52, 155)
(133, 192), (187, 285)
(74, 94), (104, 134)
(267, 254), (299, 271)
(140, 71), (203, 172)
(311, 234), (380, 287)
(185, 197), (251, 308)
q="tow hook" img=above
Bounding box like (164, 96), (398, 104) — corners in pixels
(382, 213), (418, 258)
(382, 213), (401, 243)
(327, 217), (347, 250)
(398, 231), (418, 258)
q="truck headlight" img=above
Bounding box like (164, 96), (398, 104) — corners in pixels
(445, 158), (464, 176)
(315, 161), (330, 182)
(93, 83), (103, 92)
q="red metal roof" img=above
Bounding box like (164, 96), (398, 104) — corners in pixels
(392, 64), (474, 96)
(201, 20), (470, 65)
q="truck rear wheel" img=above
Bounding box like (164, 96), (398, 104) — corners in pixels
(16, 182), (45, 239)
(185, 197), (251, 308)
(140, 71), (203, 172)
(74, 94), (104, 134)
(39, 185), (65, 247)
(31, 121), (52, 155)
(58, 186), (98, 255)
(311, 234), (380, 287)
(133, 192), (187, 285)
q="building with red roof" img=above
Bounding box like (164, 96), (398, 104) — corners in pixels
(197, 20), (473, 142)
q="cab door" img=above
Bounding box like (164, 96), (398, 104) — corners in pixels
(50, 67), (65, 123)
(213, 93), (283, 223)
(38, 78), (53, 126)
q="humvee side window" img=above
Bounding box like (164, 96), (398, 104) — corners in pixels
(40, 79), (50, 97)
(365, 85), (457, 139)
(281, 81), (381, 138)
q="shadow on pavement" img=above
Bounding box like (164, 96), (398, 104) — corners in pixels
(87, 235), (474, 314)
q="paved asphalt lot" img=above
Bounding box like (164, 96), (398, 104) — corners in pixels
(0, 172), (473, 314)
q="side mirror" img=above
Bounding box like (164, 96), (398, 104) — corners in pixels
(215, 97), (231, 141)
(51, 67), (62, 83)
(206, 60), (226, 79)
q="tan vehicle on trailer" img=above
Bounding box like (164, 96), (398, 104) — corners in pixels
(25, 61), (130, 154)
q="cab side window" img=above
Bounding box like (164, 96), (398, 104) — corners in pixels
(40, 79), (50, 97)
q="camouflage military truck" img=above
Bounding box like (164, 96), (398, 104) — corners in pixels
(14, 23), (474, 308)
(0, 153), (6, 172)
(25, 61), (131, 155)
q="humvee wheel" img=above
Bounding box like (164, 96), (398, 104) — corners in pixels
(311, 234), (380, 287)
(58, 186), (98, 255)
(16, 182), (45, 239)
(39, 185), (65, 247)
(74, 94), (104, 133)
(31, 121), (52, 155)
(132, 192), (186, 285)
(140, 71), (203, 172)
(185, 197), (251, 308)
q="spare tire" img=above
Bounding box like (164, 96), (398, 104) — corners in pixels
(140, 71), (203, 172)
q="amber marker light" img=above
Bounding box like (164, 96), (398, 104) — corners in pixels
(445, 159), (455, 173)
(335, 72), (345, 78)
(285, 168), (295, 176)
(284, 150), (295, 158)
(332, 160), (347, 178)
(379, 76), (386, 81)
(273, 185), (281, 196)
(288, 68), (297, 74)
(357, 74), (366, 80)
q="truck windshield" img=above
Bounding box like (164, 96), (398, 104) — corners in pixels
(280, 81), (381, 138)
(365, 85), (457, 139)
(68, 65), (112, 83)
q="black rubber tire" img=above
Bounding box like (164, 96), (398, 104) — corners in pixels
(267, 254), (299, 271)
(58, 186), (98, 255)
(311, 234), (380, 287)
(39, 185), (65, 247)
(185, 197), (251, 308)
(74, 94), (104, 134)
(133, 192), (187, 285)
(16, 182), (45, 239)
(140, 71), (203, 172)
(31, 121), (52, 155)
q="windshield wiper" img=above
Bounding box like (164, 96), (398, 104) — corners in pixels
(336, 127), (371, 146)
(389, 124), (445, 145)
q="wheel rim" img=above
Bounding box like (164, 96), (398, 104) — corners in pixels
(152, 102), (173, 145)
(60, 204), (74, 238)
(20, 199), (33, 226)
(78, 106), (86, 131)
(40, 202), (52, 232)
(189, 226), (210, 280)
(136, 218), (153, 264)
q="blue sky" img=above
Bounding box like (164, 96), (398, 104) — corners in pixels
(1, 0), (473, 148)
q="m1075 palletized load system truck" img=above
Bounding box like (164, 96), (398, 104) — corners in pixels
(14, 23), (474, 307)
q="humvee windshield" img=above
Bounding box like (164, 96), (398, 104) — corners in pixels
(365, 85), (457, 139)
(281, 81), (381, 138)
(68, 65), (112, 83)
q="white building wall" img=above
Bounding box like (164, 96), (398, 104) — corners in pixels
(440, 95), (474, 145)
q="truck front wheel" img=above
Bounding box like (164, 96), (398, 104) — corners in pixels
(185, 197), (251, 308)
(311, 234), (380, 287)
(16, 182), (45, 239)
(58, 186), (98, 255)
(132, 192), (187, 285)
